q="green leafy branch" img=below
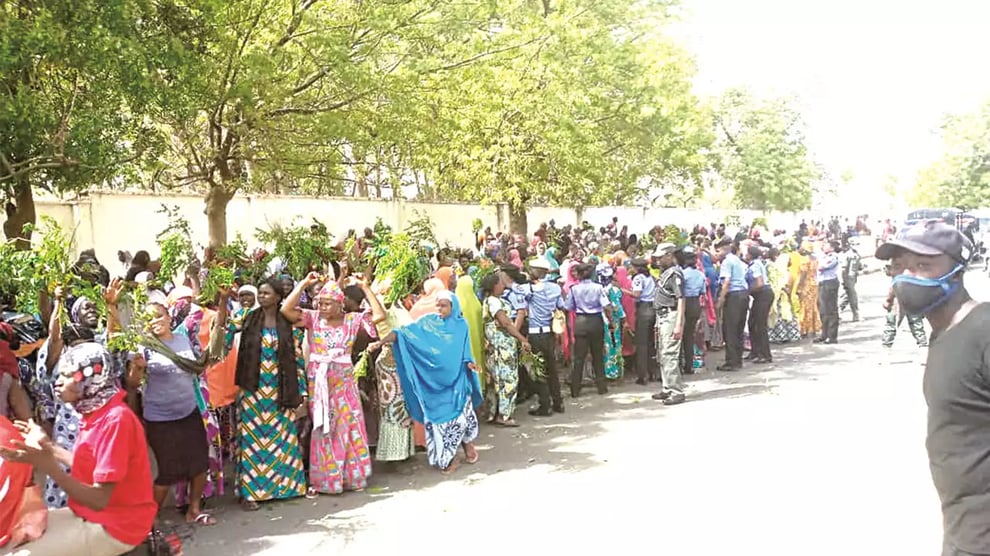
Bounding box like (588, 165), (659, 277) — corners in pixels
(255, 218), (336, 279)
(155, 204), (197, 286)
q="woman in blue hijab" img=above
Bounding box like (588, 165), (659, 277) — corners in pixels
(368, 290), (483, 474)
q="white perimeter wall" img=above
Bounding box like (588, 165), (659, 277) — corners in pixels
(8, 193), (810, 267)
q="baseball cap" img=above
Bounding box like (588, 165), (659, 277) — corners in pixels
(652, 242), (676, 257)
(875, 221), (973, 264)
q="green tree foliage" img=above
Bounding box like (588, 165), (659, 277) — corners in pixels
(910, 104), (990, 209)
(0, 1), (195, 246)
(714, 89), (819, 213)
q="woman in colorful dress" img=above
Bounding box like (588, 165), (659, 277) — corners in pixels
(369, 291), (483, 474)
(797, 241), (821, 339)
(163, 287), (226, 513)
(597, 263), (625, 380)
(282, 273), (386, 496)
(455, 274), (486, 390)
(229, 278), (308, 511)
(614, 264), (637, 375)
(479, 272), (529, 427)
(369, 285), (416, 464)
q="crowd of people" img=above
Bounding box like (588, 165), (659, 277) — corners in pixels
(0, 214), (874, 555)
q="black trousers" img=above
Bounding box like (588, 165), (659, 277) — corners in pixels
(748, 287), (773, 360)
(680, 297), (701, 373)
(516, 327), (535, 399)
(818, 279), (840, 341)
(571, 314), (606, 396)
(634, 303), (657, 381)
(531, 332), (562, 409)
(722, 291), (749, 368)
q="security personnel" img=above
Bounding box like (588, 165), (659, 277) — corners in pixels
(622, 258), (658, 385)
(815, 240), (841, 343)
(715, 237), (749, 371)
(651, 243), (686, 405)
(525, 258), (566, 416)
(840, 240), (863, 322)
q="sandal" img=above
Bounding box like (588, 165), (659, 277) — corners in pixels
(187, 513), (217, 526)
(464, 449), (479, 465)
(305, 488), (319, 500)
(496, 419), (519, 428)
(241, 499), (260, 512)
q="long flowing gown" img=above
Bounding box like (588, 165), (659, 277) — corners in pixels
(483, 296), (519, 420)
(373, 305), (416, 462)
(615, 267), (636, 359)
(391, 296), (483, 470)
(603, 285), (625, 380)
(302, 309), (376, 494)
(799, 256), (822, 337)
(227, 313), (308, 502)
(456, 276), (486, 391)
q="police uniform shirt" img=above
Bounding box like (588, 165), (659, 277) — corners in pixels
(631, 272), (656, 303)
(719, 253), (749, 293)
(654, 265), (684, 310)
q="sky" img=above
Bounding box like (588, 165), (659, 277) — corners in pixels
(675, 0), (990, 196)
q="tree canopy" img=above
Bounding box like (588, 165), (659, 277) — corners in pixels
(713, 89), (819, 213)
(2, 0), (827, 244)
(909, 103), (990, 210)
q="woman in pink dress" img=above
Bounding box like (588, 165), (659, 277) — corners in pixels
(282, 273), (386, 496)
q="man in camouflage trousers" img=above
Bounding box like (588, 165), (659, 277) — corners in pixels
(881, 263), (928, 349)
(650, 243), (686, 406)
(839, 240), (863, 321)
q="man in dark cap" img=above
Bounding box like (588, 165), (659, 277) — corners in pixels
(875, 221), (987, 556)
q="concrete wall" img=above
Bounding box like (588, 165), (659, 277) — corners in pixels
(5, 193), (808, 267)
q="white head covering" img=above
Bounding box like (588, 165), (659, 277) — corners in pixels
(436, 290), (455, 303)
(238, 285), (260, 310)
(135, 271), (153, 284)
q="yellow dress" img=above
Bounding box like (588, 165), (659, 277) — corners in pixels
(798, 256), (821, 337)
(456, 276), (486, 392)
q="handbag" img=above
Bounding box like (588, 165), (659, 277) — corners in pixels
(551, 310), (565, 334)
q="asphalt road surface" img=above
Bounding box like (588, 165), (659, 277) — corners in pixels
(178, 271), (990, 556)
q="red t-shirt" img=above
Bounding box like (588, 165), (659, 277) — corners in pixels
(0, 416), (33, 548)
(68, 392), (156, 547)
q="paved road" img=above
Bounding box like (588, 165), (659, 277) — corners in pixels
(180, 272), (989, 556)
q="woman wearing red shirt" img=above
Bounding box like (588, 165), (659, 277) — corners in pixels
(0, 342), (156, 556)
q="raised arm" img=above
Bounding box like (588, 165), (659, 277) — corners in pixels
(282, 272), (320, 323)
(44, 286), (65, 372)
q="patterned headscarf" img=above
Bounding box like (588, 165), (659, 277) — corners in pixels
(57, 341), (118, 415)
(317, 280), (344, 302)
(595, 262), (614, 286)
(70, 296), (92, 325)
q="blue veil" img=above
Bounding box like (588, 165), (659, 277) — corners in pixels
(392, 295), (483, 424)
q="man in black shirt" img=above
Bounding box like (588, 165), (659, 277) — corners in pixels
(876, 222), (987, 556)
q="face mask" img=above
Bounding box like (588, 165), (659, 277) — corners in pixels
(892, 264), (963, 316)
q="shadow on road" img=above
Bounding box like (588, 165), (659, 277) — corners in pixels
(183, 275), (906, 554)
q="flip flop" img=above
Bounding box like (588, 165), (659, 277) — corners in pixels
(305, 488), (319, 500)
(465, 452), (480, 464)
(188, 513), (217, 527)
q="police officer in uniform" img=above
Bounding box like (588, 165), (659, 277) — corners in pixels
(715, 237), (750, 371)
(651, 243), (686, 405)
(525, 258), (566, 416)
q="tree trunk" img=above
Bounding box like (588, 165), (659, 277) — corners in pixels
(205, 183), (233, 249)
(508, 200), (528, 236)
(3, 179), (36, 250)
